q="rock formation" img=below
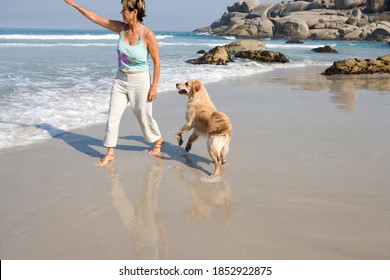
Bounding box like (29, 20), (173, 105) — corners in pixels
(186, 39), (288, 65)
(323, 54), (390, 74)
(235, 50), (290, 62)
(194, 0), (390, 41)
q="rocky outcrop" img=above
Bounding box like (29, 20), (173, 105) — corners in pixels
(194, 0), (390, 41)
(323, 55), (390, 75)
(186, 39), (288, 65)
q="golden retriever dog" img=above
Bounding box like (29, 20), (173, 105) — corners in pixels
(176, 79), (232, 178)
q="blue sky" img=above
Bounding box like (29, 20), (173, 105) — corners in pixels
(0, 0), (276, 32)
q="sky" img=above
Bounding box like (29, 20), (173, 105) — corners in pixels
(0, 0), (279, 32)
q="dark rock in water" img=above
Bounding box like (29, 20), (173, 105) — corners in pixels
(286, 39), (304, 44)
(186, 46), (232, 65)
(312, 45), (338, 53)
(323, 55), (390, 75)
(197, 50), (207, 55)
(235, 50), (289, 63)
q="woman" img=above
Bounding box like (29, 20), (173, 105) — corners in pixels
(64, 0), (164, 166)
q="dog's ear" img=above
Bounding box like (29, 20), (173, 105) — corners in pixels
(192, 80), (202, 93)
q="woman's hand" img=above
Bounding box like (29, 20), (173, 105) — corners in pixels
(63, 0), (124, 34)
(64, 0), (77, 7)
(148, 85), (158, 102)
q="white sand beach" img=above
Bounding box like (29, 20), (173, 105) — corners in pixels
(1, 66), (390, 260)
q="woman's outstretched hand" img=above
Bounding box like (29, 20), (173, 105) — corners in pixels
(64, 0), (77, 7)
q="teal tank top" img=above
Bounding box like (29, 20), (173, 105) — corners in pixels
(117, 29), (149, 72)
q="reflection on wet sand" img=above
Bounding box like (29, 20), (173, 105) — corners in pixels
(105, 158), (168, 260)
(326, 74), (390, 111)
(259, 70), (390, 112)
(177, 155), (233, 229)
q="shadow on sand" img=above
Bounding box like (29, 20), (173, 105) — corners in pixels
(2, 121), (214, 176)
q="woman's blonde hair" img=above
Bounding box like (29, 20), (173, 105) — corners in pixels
(121, 0), (146, 22)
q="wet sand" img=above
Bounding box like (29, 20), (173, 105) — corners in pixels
(1, 66), (390, 259)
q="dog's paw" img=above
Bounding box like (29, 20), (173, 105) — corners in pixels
(185, 144), (192, 152)
(208, 174), (221, 181)
(176, 135), (183, 146)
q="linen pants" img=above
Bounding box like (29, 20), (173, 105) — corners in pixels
(103, 71), (162, 147)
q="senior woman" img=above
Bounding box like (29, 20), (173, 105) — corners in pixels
(64, 0), (164, 165)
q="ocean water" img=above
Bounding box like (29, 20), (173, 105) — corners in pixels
(0, 28), (389, 150)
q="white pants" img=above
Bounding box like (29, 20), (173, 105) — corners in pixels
(103, 71), (162, 147)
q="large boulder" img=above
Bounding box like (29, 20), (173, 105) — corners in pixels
(366, 21), (390, 40)
(186, 46), (232, 65)
(242, 0), (261, 13)
(367, 0), (390, 13)
(334, 0), (366, 9)
(268, 3), (286, 18)
(212, 12), (247, 28)
(224, 39), (266, 55)
(323, 55), (390, 75)
(279, 1), (311, 17)
(250, 4), (274, 18)
(227, 0), (261, 13)
(273, 18), (310, 39)
(245, 18), (275, 37)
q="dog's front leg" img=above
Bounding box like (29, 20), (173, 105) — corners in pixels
(186, 132), (199, 152)
(177, 123), (191, 146)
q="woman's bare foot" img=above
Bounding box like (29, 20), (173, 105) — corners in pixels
(97, 154), (115, 166)
(148, 138), (164, 155)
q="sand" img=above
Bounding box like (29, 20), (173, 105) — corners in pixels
(1, 66), (390, 260)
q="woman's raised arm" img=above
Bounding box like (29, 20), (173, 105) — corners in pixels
(64, 0), (124, 34)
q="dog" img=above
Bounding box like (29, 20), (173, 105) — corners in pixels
(176, 79), (232, 178)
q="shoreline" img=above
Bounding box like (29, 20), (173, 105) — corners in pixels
(1, 65), (390, 259)
(2, 63), (390, 153)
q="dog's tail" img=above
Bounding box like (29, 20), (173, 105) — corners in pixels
(208, 132), (231, 165)
(208, 111), (232, 177)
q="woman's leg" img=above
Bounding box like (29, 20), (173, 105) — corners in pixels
(98, 73), (129, 166)
(128, 73), (163, 154)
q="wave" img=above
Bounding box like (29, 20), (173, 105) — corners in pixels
(195, 32), (235, 40)
(0, 43), (116, 47)
(265, 43), (332, 49)
(1, 33), (175, 41)
(156, 35), (174, 40)
(159, 42), (222, 47)
(0, 34), (119, 40)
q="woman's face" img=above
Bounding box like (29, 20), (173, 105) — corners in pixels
(121, 8), (136, 23)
